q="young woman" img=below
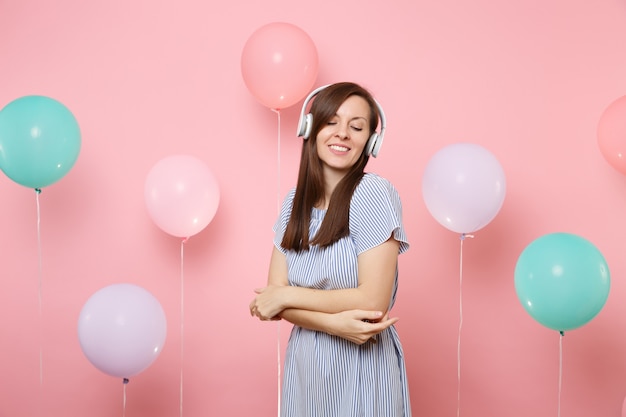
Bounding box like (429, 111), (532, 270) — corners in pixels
(249, 82), (411, 416)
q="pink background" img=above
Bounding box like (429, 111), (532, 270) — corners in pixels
(1, 0), (626, 416)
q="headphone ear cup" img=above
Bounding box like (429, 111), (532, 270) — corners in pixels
(304, 114), (313, 139)
(366, 133), (379, 157)
(297, 113), (313, 139)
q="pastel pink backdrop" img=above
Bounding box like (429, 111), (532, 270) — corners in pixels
(1, 1), (625, 416)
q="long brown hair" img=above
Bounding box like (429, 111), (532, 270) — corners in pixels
(281, 82), (381, 251)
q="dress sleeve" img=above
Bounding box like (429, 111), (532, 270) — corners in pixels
(349, 173), (410, 255)
(272, 188), (296, 254)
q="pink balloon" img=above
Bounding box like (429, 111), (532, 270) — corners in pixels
(598, 95), (626, 175)
(422, 143), (506, 234)
(77, 283), (167, 379)
(241, 22), (318, 110)
(145, 155), (220, 238)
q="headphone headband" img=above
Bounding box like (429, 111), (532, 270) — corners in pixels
(295, 84), (386, 158)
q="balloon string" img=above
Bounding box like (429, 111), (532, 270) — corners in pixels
(457, 233), (474, 417)
(558, 331), (564, 417)
(276, 320), (282, 417)
(35, 189), (43, 389)
(180, 238), (187, 417)
(272, 108), (281, 213)
(122, 378), (129, 417)
(271, 108), (282, 417)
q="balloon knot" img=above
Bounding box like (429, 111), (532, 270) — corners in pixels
(35, 188), (42, 194)
(460, 233), (475, 240)
(559, 331), (565, 337)
(181, 237), (189, 244)
(123, 378), (129, 384)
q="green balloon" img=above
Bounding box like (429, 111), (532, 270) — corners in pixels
(0, 95), (81, 189)
(514, 232), (610, 332)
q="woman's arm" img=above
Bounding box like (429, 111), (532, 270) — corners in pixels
(250, 237), (399, 320)
(248, 246), (289, 319)
(249, 246), (399, 344)
(280, 308), (399, 345)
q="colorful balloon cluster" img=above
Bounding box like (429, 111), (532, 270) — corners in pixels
(422, 143), (611, 333)
(0, 95), (81, 189)
(241, 22), (319, 110)
(6, 21), (620, 383)
(78, 284), (167, 379)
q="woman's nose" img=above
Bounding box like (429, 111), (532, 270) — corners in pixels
(335, 123), (349, 139)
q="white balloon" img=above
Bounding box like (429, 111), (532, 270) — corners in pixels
(78, 283), (167, 379)
(422, 143), (506, 234)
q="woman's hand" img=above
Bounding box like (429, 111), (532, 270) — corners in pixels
(249, 285), (289, 320)
(328, 310), (398, 345)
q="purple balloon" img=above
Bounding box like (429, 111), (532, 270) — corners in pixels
(422, 143), (506, 234)
(78, 283), (167, 379)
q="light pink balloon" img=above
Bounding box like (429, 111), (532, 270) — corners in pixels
(422, 143), (506, 234)
(241, 22), (318, 110)
(77, 283), (167, 379)
(598, 95), (626, 175)
(145, 155), (220, 238)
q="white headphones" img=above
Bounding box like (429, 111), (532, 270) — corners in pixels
(296, 84), (387, 158)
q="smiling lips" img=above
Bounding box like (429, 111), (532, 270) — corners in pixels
(329, 144), (350, 153)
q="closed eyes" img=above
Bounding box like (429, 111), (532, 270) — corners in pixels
(326, 121), (364, 131)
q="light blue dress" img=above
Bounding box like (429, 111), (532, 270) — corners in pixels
(273, 173), (412, 417)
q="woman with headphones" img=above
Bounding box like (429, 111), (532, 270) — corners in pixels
(249, 82), (412, 416)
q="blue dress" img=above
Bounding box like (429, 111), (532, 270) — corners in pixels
(273, 173), (412, 417)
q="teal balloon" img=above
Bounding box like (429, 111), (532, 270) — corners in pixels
(514, 232), (610, 332)
(0, 95), (81, 189)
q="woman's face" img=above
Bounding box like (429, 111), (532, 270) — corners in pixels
(315, 95), (371, 179)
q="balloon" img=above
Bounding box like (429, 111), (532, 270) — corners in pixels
(514, 233), (610, 332)
(145, 155), (220, 238)
(421, 143), (506, 234)
(241, 22), (318, 110)
(77, 283), (167, 379)
(0, 95), (81, 189)
(598, 95), (626, 175)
